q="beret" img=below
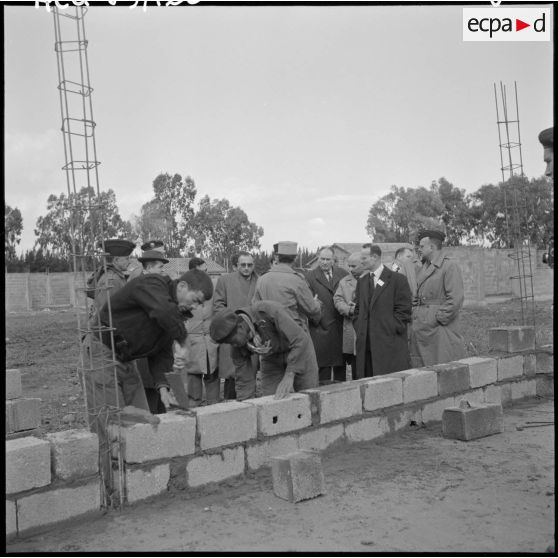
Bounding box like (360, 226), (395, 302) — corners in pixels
(141, 240), (165, 252)
(137, 249), (169, 264)
(416, 229), (446, 243)
(273, 241), (298, 256)
(210, 309), (240, 343)
(538, 127), (554, 148)
(98, 239), (135, 257)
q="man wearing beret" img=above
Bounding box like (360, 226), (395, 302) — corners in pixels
(210, 300), (319, 399)
(538, 127), (553, 180)
(253, 241), (322, 333)
(409, 230), (466, 367)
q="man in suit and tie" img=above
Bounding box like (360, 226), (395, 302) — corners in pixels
(305, 247), (349, 384)
(353, 244), (412, 379)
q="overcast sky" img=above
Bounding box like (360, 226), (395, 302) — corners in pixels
(4, 2), (553, 254)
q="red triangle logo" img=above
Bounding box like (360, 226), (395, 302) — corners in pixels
(516, 19), (530, 31)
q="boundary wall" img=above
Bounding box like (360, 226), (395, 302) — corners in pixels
(6, 339), (553, 541)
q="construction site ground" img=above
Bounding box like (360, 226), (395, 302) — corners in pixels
(7, 397), (554, 554)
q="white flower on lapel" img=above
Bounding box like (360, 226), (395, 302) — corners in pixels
(376, 279), (384, 287)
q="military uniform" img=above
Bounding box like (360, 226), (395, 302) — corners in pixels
(210, 301), (319, 397)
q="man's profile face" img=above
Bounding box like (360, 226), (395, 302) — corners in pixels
(417, 238), (433, 261)
(359, 249), (374, 272)
(113, 256), (131, 272)
(225, 321), (252, 348)
(145, 261), (165, 274)
(237, 255), (255, 278)
(397, 248), (414, 263)
(543, 147), (554, 180)
(318, 249), (334, 272)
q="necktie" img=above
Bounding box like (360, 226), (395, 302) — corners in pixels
(368, 272), (375, 303)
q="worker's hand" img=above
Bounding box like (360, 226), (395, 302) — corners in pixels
(159, 386), (178, 410)
(274, 372), (295, 400)
(172, 341), (189, 370)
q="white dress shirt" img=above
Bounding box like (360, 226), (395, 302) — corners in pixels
(370, 264), (384, 287)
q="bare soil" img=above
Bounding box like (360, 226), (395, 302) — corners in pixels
(6, 399), (554, 553)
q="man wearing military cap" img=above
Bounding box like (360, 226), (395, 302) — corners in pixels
(141, 239), (166, 252)
(409, 229), (466, 367)
(210, 300), (319, 399)
(128, 240), (167, 280)
(538, 127), (553, 180)
(253, 241), (322, 333)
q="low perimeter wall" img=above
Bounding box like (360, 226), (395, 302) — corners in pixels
(5, 343), (554, 540)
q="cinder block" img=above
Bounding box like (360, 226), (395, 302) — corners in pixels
(421, 397), (456, 423)
(108, 411), (195, 464)
(6, 500), (17, 538)
(523, 354), (536, 377)
(536, 374), (554, 398)
(385, 405), (422, 433)
(456, 357), (497, 388)
(298, 424), (345, 452)
(246, 435), (299, 471)
(455, 389), (485, 408)
(17, 481), (101, 534)
(6, 437), (51, 495)
(497, 355), (524, 381)
(271, 450), (325, 503)
(501, 383), (513, 406)
(345, 416), (389, 443)
(187, 446), (245, 487)
(511, 379), (537, 401)
(442, 403), (503, 441)
(488, 326), (535, 353)
(46, 429), (98, 480)
(6, 369), (22, 400)
(483, 384), (502, 405)
(246, 393), (312, 436)
(193, 401), (257, 450)
(430, 362), (470, 396)
(5, 398), (41, 433)
(391, 369), (437, 404)
(303, 383), (362, 424)
(126, 463), (169, 503)
(361, 377), (403, 411)
(536, 346), (553, 373)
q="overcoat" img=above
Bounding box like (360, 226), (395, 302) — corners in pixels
(213, 270), (258, 379)
(183, 298), (219, 376)
(409, 251), (466, 367)
(333, 273), (358, 355)
(305, 266), (349, 368)
(353, 266), (412, 378)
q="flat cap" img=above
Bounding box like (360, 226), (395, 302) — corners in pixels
(210, 309), (240, 343)
(141, 239), (165, 252)
(416, 229), (446, 243)
(98, 239), (135, 257)
(273, 241), (297, 256)
(137, 249), (169, 264)
(538, 127), (554, 148)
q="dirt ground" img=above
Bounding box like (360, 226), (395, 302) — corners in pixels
(6, 398), (554, 554)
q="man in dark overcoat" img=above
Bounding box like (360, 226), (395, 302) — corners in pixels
(353, 244), (412, 378)
(305, 247), (349, 384)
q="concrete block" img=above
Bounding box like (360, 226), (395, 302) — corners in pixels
(536, 373), (554, 398)
(361, 377), (403, 411)
(17, 481), (101, 535)
(126, 463), (169, 503)
(456, 357), (497, 388)
(5, 398), (41, 434)
(511, 379), (537, 401)
(46, 429), (98, 480)
(536, 346), (553, 373)
(187, 446), (245, 487)
(385, 405), (422, 433)
(345, 416), (389, 443)
(501, 383), (513, 407)
(497, 355), (524, 381)
(246, 435), (299, 471)
(108, 411), (195, 464)
(6, 369), (22, 400)
(303, 383), (362, 424)
(523, 354), (536, 377)
(442, 403), (503, 441)
(430, 362), (470, 396)
(488, 326), (535, 353)
(247, 393), (312, 436)
(6, 437), (51, 495)
(193, 401), (257, 450)
(421, 396), (456, 423)
(391, 369), (437, 404)
(271, 450), (325, 503)
(483, 384), (502, 405)
(6, 500), (17, 538)
(298, 424), (345, 452)
(455, 389), (485, 408)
